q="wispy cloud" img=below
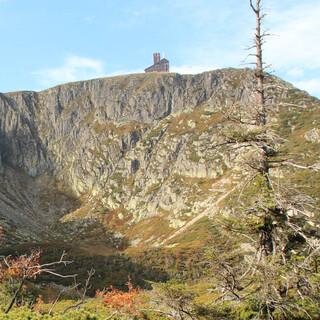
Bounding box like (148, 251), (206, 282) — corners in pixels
(265, 1), (320, 96)
(33, 55), (105, 87)
(267, 2), (320, 70)
(286, 68), (305, 78)
(107, 69), (142, 77)
(27, 1), (320, 97)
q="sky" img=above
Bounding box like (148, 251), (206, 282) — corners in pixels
(0, 0), (319, 97)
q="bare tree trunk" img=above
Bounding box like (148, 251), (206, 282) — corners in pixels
(250, 0), (266, 125)
(5, 278), (25, 314)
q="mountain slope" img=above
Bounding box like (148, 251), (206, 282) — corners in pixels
(0, 68), (319, 248)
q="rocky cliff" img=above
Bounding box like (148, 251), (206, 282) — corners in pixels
(0, 68), (319, 247)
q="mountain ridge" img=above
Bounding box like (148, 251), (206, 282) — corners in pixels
(0, 68), (319, 249)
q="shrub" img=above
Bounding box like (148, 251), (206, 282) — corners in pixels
(96, 278), (143, 318)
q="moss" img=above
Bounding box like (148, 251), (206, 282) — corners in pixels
(125, 175), (135, 189)
(144, 125), (165, 142)
(93, 120), (148, 136)
(188, 149), (201, 162)
(87, 148), (110, 163)
(110, 172), (125, 183)
(145, 181), (162, 195)
(82, 110), (95, 125)
(166, 107), (224, 136)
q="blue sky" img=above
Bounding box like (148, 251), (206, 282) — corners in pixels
(0, 0), (319, 97)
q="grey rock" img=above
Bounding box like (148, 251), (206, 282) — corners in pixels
(0, 68), (315, 245)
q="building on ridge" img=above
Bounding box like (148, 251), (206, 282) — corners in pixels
(145, 53), (169, 73)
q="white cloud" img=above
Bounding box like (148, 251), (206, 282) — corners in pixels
(294, 79), (320, 97)
(266, 2), (320, 70)
(34, 55), (105, 87)
(107, 69), (142, 77)
(286, 68), (304, 78)
(262, 1), (320, 97)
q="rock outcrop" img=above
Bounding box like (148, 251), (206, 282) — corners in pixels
(0, 68), (319, 246)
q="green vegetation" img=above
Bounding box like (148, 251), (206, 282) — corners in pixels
(0, 306), (108, 320)
(4, 78), (319, 319)
(1, 15), (320, 318)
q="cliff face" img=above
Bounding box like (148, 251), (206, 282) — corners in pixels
(0, 69), (319, 247)
(1, 70), (255, 191)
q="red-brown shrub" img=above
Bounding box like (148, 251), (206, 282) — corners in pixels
(96, 278), (142, 315)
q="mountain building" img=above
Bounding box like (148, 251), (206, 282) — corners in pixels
(145, 53), (169, 73)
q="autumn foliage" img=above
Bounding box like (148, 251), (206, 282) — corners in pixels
(96, 278), (142, 315)
(0, 250), (42, 282)
(0, 250), (74, 314)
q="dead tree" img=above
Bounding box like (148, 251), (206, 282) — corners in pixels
(62, 268), (95, 314)
(0, 250), (76, 314)
(207, 1), (320, 317)
(250, 0), (267, 125)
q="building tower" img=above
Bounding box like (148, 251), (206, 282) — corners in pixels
(145, 52), (170, 73)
